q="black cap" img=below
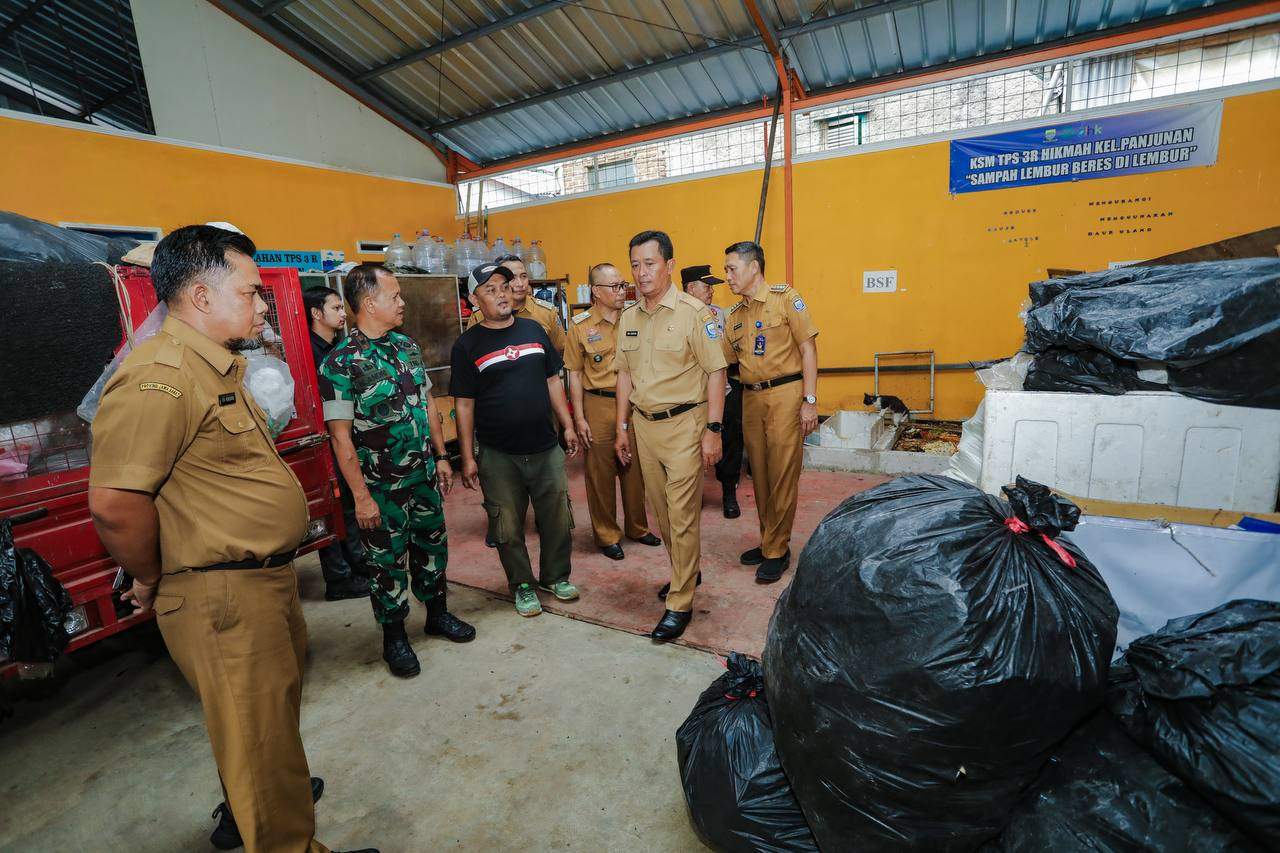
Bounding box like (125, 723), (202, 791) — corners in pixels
(467, 262), (514, 294)
(680, 264), (725, 287)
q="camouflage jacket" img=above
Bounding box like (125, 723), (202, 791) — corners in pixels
(318, 328), (435, 484)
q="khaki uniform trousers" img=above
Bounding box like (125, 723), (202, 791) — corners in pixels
(583, 391), (648, 547)
(743, 382), (804, 559)
(154, 565), (328, 853)
(632, 404), (706, 613)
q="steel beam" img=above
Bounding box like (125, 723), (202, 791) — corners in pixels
(0, 0), (55, 45)
(357, 0), (574, 83)
(259, 0), (298, 17)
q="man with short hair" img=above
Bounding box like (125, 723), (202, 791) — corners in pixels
(681, 265), (744, 519)
(452, 263), (580, 618)
(565, 262), (660, 560)
(614, 231), (728, 641)
(320, 263), (474, 680)
(303, 285), (368, 602)
(466, 254), (565, 355)
(88, 225), (376, 853)
(723, 240), (819, 583)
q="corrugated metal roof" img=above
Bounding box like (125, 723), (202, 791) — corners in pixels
(251, 0), (1238, 165)
(0, 0), (151, 132)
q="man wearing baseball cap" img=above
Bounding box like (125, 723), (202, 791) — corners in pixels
(451, 263), (581, 617)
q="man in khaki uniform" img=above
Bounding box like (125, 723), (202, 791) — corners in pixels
(614, 230), (728, 641)
(565, 262), (660, 559)
(88, 225), (375, 853)
(723, 240), (819, 583)
(466, 253), (565, 354)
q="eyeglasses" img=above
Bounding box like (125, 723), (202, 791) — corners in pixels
(592, 283), (628, 292)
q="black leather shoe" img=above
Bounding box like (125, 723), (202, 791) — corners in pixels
(211, 777), (324, 849)
(324, 576), (370, 602)
(739, 547), (765, 566)
(755, 551), (792, 583)
(650, 609), (692, 641)
(382, 621), (420, 677)
(722, 486), (740, 519)
(424, 611), (476, 643)
(601, 543), (625, 560)
(630, 532), (662, 547)
(657, 572), (702, 601)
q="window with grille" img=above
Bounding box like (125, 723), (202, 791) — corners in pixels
(586, 159), (636, 191)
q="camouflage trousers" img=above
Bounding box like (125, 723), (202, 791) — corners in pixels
(358, 475), (448, 624)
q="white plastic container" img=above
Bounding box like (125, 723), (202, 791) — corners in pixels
(979, 389), (1280, 512)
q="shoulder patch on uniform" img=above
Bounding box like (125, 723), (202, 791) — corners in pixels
(572, 310), (592, 325)
(703, 321), (721, 340)
(727, 302), (745, 314)
(769, 284), (790, 293)
(533, 297), (556, 311)
(139, 381), (182, 398)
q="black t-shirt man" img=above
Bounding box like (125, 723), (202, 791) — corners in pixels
(450, 317), (564, 455)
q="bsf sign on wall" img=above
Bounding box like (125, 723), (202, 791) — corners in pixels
(949, 101), (1222, 194)
(863, 270), (898, 293)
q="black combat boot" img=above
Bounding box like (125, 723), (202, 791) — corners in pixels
(722, 484), (741, 519)
(382, 621), (420, 677)
(211, 777), (324, 850)
(424, 588), (476, 643)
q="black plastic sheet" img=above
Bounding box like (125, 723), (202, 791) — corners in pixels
(1109, 600), (1280, 848)
(0, 519), (74, 663)
(0, 211), (137, 265)
(1023, 259), (1280, 408)
(989, 713), (1259, 852)
(677, 653), (816, 853)
(764, 475), (1118, 852)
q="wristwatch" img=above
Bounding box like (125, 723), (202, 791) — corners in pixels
(803, 394), (817, 405)
(434, 452), (450, 462)
(706, 421), (724, 434)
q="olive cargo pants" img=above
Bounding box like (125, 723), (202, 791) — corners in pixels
(478, 444), (574, 591)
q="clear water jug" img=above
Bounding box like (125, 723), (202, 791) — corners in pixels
(386, 232), (412, 269)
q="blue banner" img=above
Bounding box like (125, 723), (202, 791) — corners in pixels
(949, 101), (1222, 194)
(254, 250), (323, 268)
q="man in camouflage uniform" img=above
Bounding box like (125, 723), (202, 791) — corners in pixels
(320, 263), (475, 678)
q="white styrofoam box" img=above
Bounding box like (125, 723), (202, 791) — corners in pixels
(980, 390), (1280, 512)
(813, 410), (904, 450)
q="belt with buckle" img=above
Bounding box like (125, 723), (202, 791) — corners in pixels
(635, 402), (700, 421)
(743, 372), (803, 392)
(195, 549), (298, 572)
(585, 388), (616, 398)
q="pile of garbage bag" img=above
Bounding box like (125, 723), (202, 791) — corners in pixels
(1022, 258), (1280, 408)
(676, 653), (816, 852)
(0, 518), (74, 664)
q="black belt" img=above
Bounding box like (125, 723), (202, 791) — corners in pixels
(635, 402), (700, 421)
(585, 388), (616, 398)
(743, 372), (803, 392)
(195, 549), (297, 572)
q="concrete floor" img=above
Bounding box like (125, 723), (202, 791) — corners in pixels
(0, 568), (724, 852)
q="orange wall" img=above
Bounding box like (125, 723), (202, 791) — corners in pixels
(0, 115), (458, 257)
(487, 88), (1280, 420)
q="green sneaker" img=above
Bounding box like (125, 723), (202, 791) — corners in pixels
(538, 580), (579, 601)
(514, 584), (542, 617)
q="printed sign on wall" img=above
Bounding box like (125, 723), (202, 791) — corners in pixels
(863, 270), (898, 293)
(949, 101), (1222, 194)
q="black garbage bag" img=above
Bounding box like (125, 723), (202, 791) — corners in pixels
(0, 519), (74, 663)
(677, 653), (817, 853)
(988, 713), (1259, 852)
(0, 211), (138, 265)
(1108, 600), (1280, 847)
(764, 475), (1118, 852)
(1022, 258), (1280, 408)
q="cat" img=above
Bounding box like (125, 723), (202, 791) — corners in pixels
(864, 392), (910, 415)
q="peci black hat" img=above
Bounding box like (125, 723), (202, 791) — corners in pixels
(680, 264), (725, 287)
(467, 262), (514, 294)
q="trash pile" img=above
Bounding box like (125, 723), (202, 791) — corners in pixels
(1022, 258), (1280, 409)
(676, 476), (1280, 851)
(0, 518), (74, 664)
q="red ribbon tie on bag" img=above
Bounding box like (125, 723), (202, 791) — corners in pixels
(1004, 516), (1077, 568)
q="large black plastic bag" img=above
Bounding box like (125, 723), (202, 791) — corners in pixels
(0, 211), (137, 264)
(764, 475), (1119, 851)
(677, 652), (817, 853)
(989, 713), (1259, 852)
(1023, 259), (1280, 408)
(0, 519), (74, 663)
(1108, 600), (1280, 847)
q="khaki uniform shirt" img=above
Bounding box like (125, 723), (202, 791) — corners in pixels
(563, 304), (623, 390)
(727, 284), (819, 385)
(467, 296), (565, 355)
(615, 284), (728, 413)
(89, 315), (309, 574)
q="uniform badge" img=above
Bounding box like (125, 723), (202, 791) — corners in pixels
(704, 322), (720, 340)
(793, 297), (806, 311)
(586, 328), (602, 343)
(753, 334), (766, 356)
(625, 330), (639, 337)
(755, 320), (763, 329)
(593, 354), (603, 363)
(733, 323), (743, 331)
(218, 392), (237, 406)
(139, 381), (182, 398)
